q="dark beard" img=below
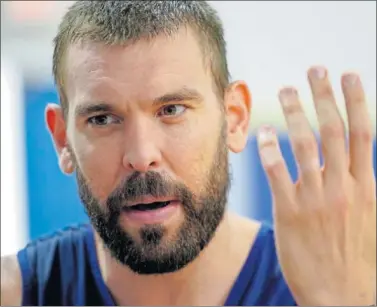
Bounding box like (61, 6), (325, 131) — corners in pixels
(75, 124), (230, 275)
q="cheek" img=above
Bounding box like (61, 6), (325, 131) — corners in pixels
(164, 119), (221, 195)
(71, 133), (124, 201)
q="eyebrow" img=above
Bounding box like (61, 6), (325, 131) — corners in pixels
(75, 103), (114, 118)
(74, 87), (204, 118)
(152, 87), (204, 106)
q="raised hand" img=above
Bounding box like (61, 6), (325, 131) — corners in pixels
(257, 67), (376, 306)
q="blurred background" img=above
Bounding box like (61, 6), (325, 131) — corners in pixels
(1, 1), (376, 256)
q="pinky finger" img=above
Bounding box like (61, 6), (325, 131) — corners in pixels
(257, 126), (296, 215)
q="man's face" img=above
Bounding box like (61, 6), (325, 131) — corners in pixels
(49, 27), (250, 274)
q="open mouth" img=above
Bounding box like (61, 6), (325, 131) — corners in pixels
(122, 199), (179, 224)
(126, 201), (171, 211)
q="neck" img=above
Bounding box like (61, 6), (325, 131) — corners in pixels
(94, 211), (250, 306)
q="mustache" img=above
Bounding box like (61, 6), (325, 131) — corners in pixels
(106, 171), (192, 212)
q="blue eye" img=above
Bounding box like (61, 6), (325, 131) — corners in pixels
(87, 114), (119, 126)
(158, 105), (187, 117)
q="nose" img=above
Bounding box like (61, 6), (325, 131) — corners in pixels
(123, 118), (162, 173)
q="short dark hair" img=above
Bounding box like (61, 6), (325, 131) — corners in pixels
(52, 0), (230, 117)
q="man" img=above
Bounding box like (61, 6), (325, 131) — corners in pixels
(1, 1), (376, 306)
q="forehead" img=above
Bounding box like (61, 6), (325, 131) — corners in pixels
(64, 27), (214, 106)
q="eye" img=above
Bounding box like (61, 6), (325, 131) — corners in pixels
(158, 105), (187, 117)
(87, 114), (120, 126)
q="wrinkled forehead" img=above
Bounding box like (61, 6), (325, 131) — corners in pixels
(63, 27), (215, 108)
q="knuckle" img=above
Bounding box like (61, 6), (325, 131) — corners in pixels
(259, 140), (276, 149)
(292, 136), (317, 156)
(283, 104), (302, 116)
(320, 122), (345, 139)
(265, 160), (286, 179)
(349, 128), (373, 144)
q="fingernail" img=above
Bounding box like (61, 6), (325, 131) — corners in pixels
(300, 158), (320, 173)
(279, 87), (298, 106)
(309, 67), (326, 80)
(343, 73), (358, 87)
(280, 87), (297, 96)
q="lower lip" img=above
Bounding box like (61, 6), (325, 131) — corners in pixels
(123, 201), (179, 224)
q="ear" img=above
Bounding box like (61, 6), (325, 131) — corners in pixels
(224, 81), (252, 153)
(45, 103), (74, 174)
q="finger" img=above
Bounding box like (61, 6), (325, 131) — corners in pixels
(341, 73), (374, 180)
(278, 87), (321, 188)
(257, 126), (296, 215)
(307, 66), (347, 178)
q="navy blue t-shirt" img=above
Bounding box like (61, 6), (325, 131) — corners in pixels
(17, 223), (296, 306)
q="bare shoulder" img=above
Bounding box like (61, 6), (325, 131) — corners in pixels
(1, 254), (22, 306)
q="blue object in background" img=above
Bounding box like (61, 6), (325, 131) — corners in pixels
(24, 85), (377, 240)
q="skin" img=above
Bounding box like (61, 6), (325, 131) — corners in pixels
(1, 26), (375, 305)
(258, 69), (376, 305)
(48, 27), (256, 305)
(1, 27), (255, 306)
